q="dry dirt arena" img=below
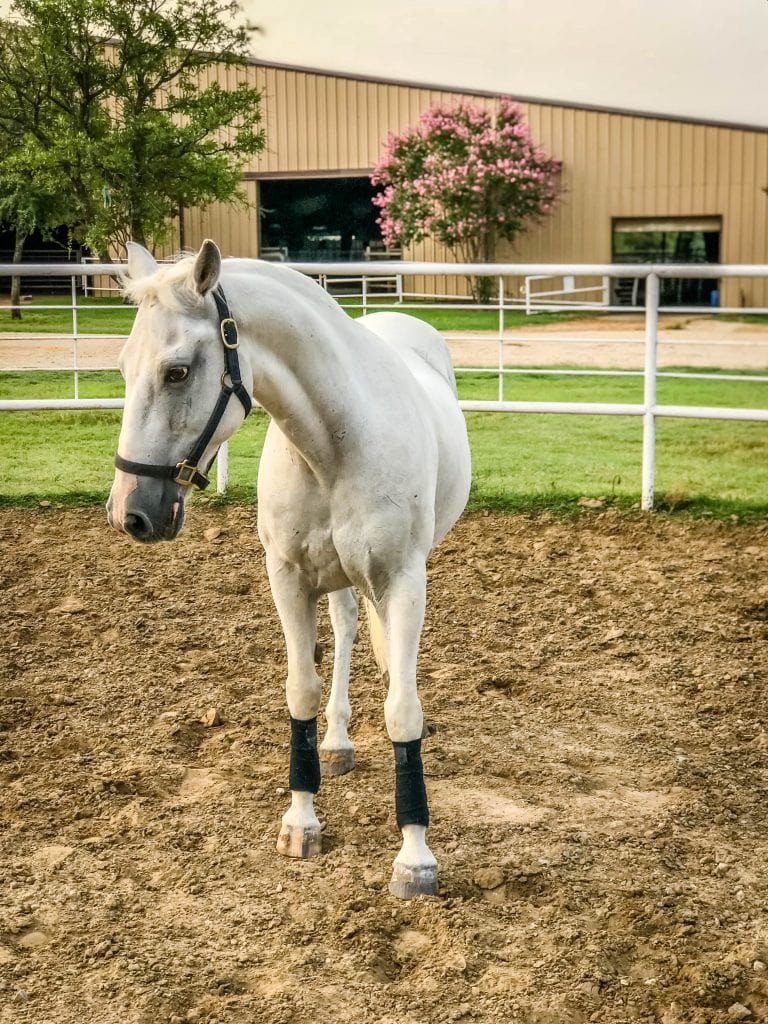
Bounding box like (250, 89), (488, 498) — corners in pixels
(2, 503), (768, 1024)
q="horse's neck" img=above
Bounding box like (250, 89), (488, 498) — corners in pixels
(230, 268), (362, 475)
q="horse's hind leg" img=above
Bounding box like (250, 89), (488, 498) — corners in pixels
(379, 563), (438, 899)
(266, 554), (324, 859)
(320, 587), (358, 776)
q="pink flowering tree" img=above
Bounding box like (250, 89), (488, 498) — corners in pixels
(371, 98), (562, 302)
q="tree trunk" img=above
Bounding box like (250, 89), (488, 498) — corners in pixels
(130, 215), (146, 248)
(178, 204), (186, 252)
(474, 225), (497, 306)
(475, 275), (494, 306)
(10, 229), (26, 321)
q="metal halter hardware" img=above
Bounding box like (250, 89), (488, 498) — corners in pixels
(114, 286), (252, 490)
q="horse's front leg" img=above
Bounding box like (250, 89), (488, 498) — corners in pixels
(319, 587), (358, 776)
(266, 554), (324, 859)
(378, 563), (437, 899)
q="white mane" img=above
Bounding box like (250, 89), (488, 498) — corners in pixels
(121, 255), (206, 312)
(122, 254), (351, 328)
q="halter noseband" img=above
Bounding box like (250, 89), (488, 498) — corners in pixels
(114, 286), (252, 490)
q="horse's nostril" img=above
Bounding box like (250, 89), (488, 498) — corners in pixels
(123, 510), (154, 541)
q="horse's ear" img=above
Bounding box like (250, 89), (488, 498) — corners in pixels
(125, 241), (158, 280)
(192, 239), (221, 296)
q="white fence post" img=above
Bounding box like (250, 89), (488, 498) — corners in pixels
(216, 440), (229, 494)
(498, 275), (505, 402)
(71, 276), (80, 401)
(641, 273), (659, 511)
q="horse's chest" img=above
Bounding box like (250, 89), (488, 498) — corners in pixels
(260, 514), (350, 593)
(296, 533), (349, 592)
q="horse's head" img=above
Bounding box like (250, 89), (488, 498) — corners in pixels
(107, 240), (252, 543)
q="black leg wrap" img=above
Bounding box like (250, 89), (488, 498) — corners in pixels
(393, 738), (429, 829)
(289, 716), (321, 794)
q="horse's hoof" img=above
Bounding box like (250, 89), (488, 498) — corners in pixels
(276, 824), (323, 859)
(320, 747), (355, 776)
(388, 863), (438, 899)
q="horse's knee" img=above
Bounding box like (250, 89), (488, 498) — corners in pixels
(286, 670), (322, 720)
(384, 691), (423, 743)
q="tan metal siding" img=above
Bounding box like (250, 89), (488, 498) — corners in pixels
(186, 180), (259, 259)
(172, 62), (768, 307)
(492, 104), (768, 307)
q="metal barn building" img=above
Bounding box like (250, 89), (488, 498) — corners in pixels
(180, 60), (768, 308)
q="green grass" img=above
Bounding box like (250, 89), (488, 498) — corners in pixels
(462, 369), (768, 517)
(1, 295), (136, 334)
(720, 313), (768, 325)
(0, 369), (125, 400)
(3, 290), (765, 336)
(341, 298), (597, 330)
(1, 368), (766, 518)
(1, 292), (593, 336)
(460, 366), (768, 407)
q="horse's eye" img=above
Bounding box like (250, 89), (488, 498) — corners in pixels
(165, 366), (189, 385)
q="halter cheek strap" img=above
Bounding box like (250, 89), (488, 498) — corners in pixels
(114, 285), (252, 490)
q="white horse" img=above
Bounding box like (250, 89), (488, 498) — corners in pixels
(107, 240), (471, 898)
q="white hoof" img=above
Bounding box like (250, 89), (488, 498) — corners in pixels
(276, 823), (323, 859)
(319, 746), (355, 776)
(388, 862), (438, 899)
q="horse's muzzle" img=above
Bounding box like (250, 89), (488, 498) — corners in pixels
(107, 478), (186, 544)
(123, 509), (156, 542)
(121, 500), (185, 543)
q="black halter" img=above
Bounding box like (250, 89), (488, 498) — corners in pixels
(114, 286), (252, 490)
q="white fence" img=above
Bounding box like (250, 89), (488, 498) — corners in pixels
(1, 260), (767, 509)
(523, 273), (611, 313)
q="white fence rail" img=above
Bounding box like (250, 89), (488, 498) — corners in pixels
(523, 273), (611, 313)
(1, 260), (767, 509)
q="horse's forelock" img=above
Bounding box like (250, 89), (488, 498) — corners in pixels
(121, 257), (205, 314)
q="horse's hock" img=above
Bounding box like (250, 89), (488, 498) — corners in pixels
(2, 504), (768, 1023)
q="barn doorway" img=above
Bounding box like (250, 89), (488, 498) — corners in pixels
(257, 175), (383, 263)
(612, 217), (721, 307)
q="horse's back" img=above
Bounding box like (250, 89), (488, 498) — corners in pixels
(358, 311), (458, 397)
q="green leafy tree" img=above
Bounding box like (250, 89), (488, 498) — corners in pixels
(0, 0), (265, 256)
(0, 78), (79, 318)
(372, 98), (562, 302)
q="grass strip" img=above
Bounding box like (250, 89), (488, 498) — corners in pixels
(1, 369), (766, 518)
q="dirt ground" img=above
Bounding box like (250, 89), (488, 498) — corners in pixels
(2, 504), (768, 1024)
(2, 315), (768, 371)
(444, 315), (768, 371)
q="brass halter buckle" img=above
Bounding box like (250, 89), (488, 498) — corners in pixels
(174, 460), (206, 488)
(220, 317), (239, 349)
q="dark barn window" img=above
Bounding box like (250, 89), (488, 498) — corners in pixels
(258, 176), (384, 263)
(612, 217), (721, 307)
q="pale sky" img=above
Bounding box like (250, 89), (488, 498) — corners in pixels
(243, 0), (768, 128)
